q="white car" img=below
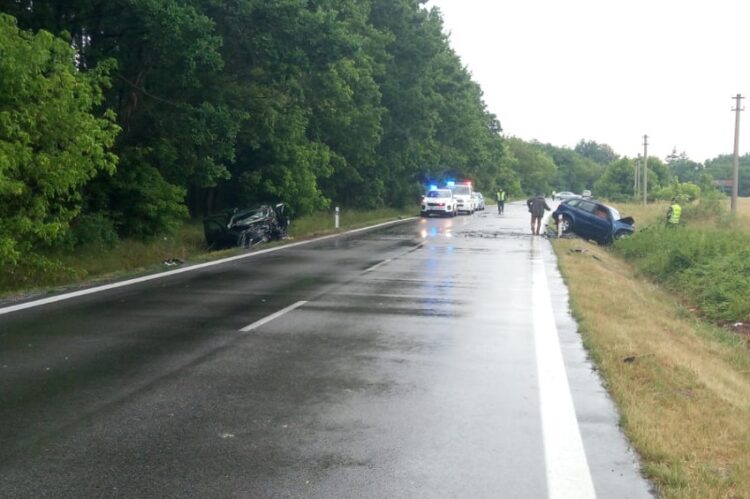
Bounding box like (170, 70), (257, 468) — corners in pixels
(472, 192), (485, 210)
(450, 183), (475, 214)
(554, 191), (581, 201)
(421, 189), (457, 217)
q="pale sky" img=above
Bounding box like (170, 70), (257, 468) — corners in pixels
(426, 0), (750, 163)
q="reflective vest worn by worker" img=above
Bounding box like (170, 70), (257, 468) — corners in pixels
(497, 191), (506, 202)
(667, 203), (682, 225)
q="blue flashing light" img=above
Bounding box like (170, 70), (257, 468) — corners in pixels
(429, 184), (438, 191)
(446, 181), (456, 187)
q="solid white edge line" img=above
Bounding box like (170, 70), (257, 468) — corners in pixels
(532, 239), (597, 499)
(0, 217), (416, 316)
(239, 300), (307, 332)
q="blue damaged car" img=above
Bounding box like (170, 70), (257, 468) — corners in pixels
(552, 198), (635, 244)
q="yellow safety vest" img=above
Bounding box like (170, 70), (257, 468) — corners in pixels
(668, 204), (681, 224)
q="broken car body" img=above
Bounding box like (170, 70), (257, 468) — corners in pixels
(553, 198), (635, 244)
(203, 203), (289, 249)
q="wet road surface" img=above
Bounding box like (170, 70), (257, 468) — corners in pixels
(0, 202), (653, 498)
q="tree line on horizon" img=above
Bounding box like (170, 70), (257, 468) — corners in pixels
(0, 0), (742, 272)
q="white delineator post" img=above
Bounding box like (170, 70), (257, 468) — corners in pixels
(335, 206), (340, 229)
(557, 215), (562, 238)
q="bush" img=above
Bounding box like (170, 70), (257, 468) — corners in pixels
(681, 251), (750, 321)
(682, 190), (726, 222)
(655, 181), (701, 202)
(615, 225), (750, 322)
(65, 213), (119, 250)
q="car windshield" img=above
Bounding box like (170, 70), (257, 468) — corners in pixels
(233, 208), (267, 225)
(452, 185), (471, 195)
(427, 190), (452, 198)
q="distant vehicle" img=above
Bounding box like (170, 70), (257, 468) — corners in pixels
(552, 198), (635, 245)
(203, 203), (289, 249)
(581, 190), (592, 199)
(421, 189), (457, 217)
(449, 182), (475, 214)
(554, 191), (581, 201)
(472, 192), (486, 210)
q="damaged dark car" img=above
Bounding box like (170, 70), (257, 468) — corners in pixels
(552, 198), (635, 245)
(203, 203), (290, 249)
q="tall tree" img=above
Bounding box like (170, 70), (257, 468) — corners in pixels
(0, 13), (118, 266)
(574, 139), (618, 166)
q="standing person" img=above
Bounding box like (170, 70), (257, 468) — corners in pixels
(496, 189), (506, 214)
(666, 197), (682, 227)
(526, 193), (551, 235)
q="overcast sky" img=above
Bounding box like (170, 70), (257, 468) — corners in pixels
(426, 0), (749, 162)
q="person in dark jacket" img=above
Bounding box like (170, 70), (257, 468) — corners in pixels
(526, 193), (551, 235)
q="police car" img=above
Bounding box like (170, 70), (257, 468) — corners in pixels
(448, 182), (475, 214)
(421, 189), (457, 217)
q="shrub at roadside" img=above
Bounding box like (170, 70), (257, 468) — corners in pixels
(614, 212), (750, 324)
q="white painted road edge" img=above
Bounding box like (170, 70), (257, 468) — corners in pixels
(239, 301), (308, 332)
(532, 238), (597, 499)
(0, 217), (416, 316)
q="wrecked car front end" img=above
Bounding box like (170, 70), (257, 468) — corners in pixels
(203, 204), (289, 249)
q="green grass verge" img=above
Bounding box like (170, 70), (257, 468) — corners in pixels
(554, 238), (750, 498)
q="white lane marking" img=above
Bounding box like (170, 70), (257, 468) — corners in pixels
(532, 241), (597, 499)
(0, 217), (416, 316)
(363, 259), (391, 273)
(239, 301), (307, 332)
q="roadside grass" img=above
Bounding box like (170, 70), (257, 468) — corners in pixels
(0, 206), (416, 298)
(554, 238), (750, 499)
(608, 197), (750, 326)
(289, 206), (416, 238)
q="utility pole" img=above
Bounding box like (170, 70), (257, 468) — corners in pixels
(731, 94), (744, 214)
(642, 135), (648, 206)
(634, 153), (641, 199)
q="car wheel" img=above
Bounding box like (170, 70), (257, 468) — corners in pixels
(558, 215), (573, 234)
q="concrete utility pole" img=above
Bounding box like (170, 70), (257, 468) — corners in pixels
(634, 153), (641, 199)
(731, 94), (744, 214)
(642, 135), (648, 206)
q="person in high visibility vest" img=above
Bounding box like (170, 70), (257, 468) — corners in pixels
(666, 198), (682, 226)
(496, 189), (506, 214)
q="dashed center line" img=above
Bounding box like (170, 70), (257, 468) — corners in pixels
(239, 301), (307, 332)
(363, 259), (392, 273)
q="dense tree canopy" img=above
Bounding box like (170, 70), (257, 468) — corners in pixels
(705, 154), (750, 197)
(575, 139), (618, 166)
(0, 0), (743, 270)
(1, 0), (512, 238)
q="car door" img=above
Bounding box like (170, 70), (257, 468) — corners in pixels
(579, 201), (612, 242)
(574, 200), (602, 240)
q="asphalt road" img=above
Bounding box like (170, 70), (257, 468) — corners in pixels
(0, 201), (654, 498)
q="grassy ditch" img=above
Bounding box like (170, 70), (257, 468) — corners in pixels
(553, 196), (750, 498)
(555, 238), (750, 498)
(613, 196), (750, 328)
(0, 206), (416, 298)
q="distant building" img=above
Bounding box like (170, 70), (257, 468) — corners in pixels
(714, 179), (733, 194)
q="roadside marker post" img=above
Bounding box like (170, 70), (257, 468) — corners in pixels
(558, 215), (562, 238)
(335, 206), (340, 229)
